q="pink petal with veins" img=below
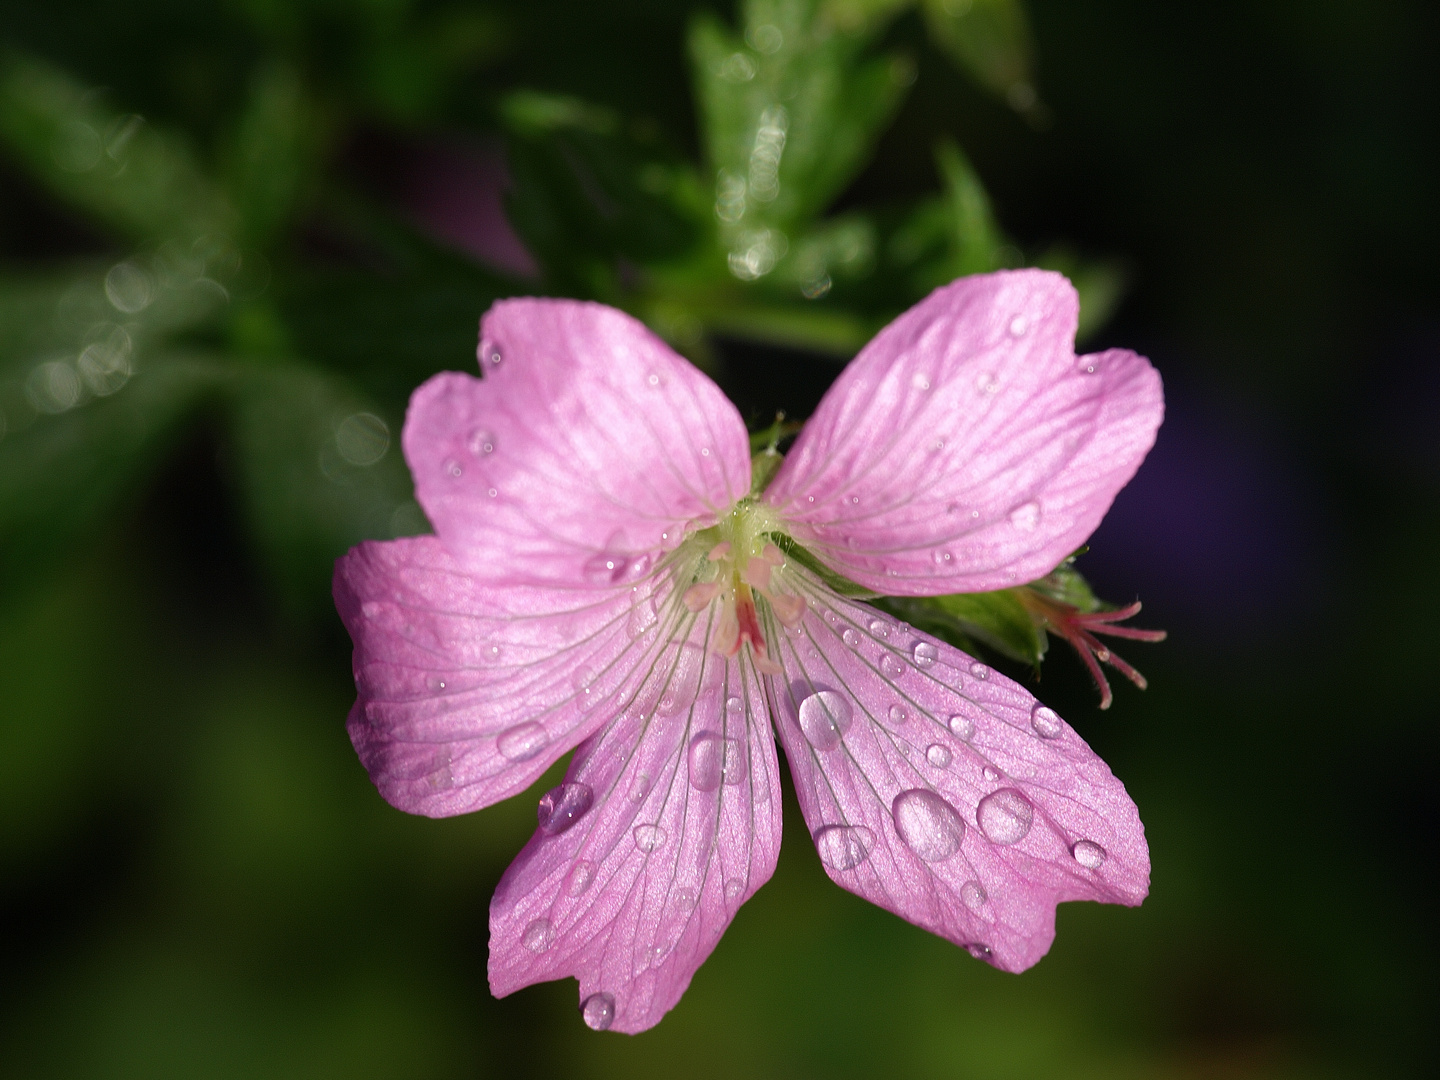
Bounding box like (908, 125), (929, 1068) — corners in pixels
(489, 608), (782, 1034)
(406, 299), (751, 588)
(335, 535), (681, 817)
(765, 270), (1162, 593)
(764, 574), (1148, 972)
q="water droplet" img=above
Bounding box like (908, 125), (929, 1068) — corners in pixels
(565, 860), (596, 896)
(879, 653), (906, 679)
(976, 372), (1000, 394)
(1031, 703), (1063, 739)
(912, 641), (939, 668)
(724, 878), (745, 901)
(1072, 839), (1107, 869)
(467, 427), (496, 456)
(797, 690), (853, 751)
(444, 457), (464, 479)
(969, 662), (990, 680)
(537, 782), (593, 835)
(629, 772), (651, 803)
(700, 446), (711, 457)
(522, 918), (555, 953)
(688, 732), (724, 791)
(849, 495), (860, 505)
(964, 943), (993, 961)
(487, 487), (498, 498)
(581, 992), (615, 1031)
(949, 715), (975, 740)
(633, 823), (667, 852)
(912, 372), (932, 391)
(721, 738), (748, 785)
(725, 696), (743, 714)
(814, 824), (875, 870)
(887, 703), (909, 726)
(982, 765), (1001, 782)
(646, 372), (661, 387)
(868, 619), (889, 639)
(572, 667), (600, 710)
(1009, 501), (1041, 532)
(926, 744), (952, 768)
(582, 552), (629, 584)
(931, 548), (953, 565)
(1008, 314), (1029, 337)
(977, 788), (1034, 846)
(627, 596), (658, 637)
(841, 628), (861, 647)
(497, 721), (548, 761)
(892, 789), (966, 861)
(426, 674), (447, 691)
(960, 880), (988, 910)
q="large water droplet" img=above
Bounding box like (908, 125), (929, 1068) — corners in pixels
(633, 823), (667, 852)
(887, 703), (909, 726)
(912, 641), (938, 668)
(1008, 501), (1041, 532)
(970, 662), (990, 680)
(688, 732), (724, 791)
(726, 695), (743, 714)
(537, 782), (593, 835)
(797, 690), (853, 750)
(522, 918), (555, 953)
(724, 878), (745, 902)
(627, 595), (658, 637)
(926, 744), (952, 768)
(1031, 703), (1063, 739)
(960, 880), (988, 911)
(868, 619), (889, 639)
(981, 765), (1001, 782)
(497, 721), (548, 761)
(964, 943), (993, 961)
(892, 789), (966, 861)
(841, 627), (860, 647)
(879, 653), (907, 679)
(1008, 313), (1029, 337)
(629, 772), (651, 803)
(977, 788), (1034, 845)
(949, 715), (975, 740)
(565, 860), (596, 896)
(1072, 839), (1107, 869)
(467, 428), (496, 456)
(814, 824), (875, 870)
(581, 992), (615, 1031)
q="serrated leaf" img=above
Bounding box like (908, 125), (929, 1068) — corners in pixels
(921, 0), (1038, 112)
(874, 589), (1046, 666)
(0, 54), (235, 247)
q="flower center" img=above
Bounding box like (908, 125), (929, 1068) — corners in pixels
(676, 500), (804, 675)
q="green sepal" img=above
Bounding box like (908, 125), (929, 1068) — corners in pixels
(767, 533), (879, 598)
(1025, 556), (1105, 613)
(873, 588), (1047, 667)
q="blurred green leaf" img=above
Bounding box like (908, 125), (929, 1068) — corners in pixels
(921, 0), (1039, 114)
(228, 363), (417, 614)
(500, 90), (702, 297)
(0, 350), (227, 597)
(0, 53), (236, 247)
(690, 0), (912, 262)
(225, 63), (322, 249)
(1036, 245), (1130, 344)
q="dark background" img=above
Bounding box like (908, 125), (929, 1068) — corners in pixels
(2, 1), (1437, 1076)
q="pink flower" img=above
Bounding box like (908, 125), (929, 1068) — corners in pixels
(334, 269), (1163, 1033)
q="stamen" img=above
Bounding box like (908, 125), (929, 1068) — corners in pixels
(741, 559), (773, 591)
(708, 541), (731, 561)
(683, 582), (720, 611)
(1018, 586), (1165, 709)
(769, 593), (805, 627)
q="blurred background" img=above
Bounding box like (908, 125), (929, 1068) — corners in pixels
(1, 1), (1437, 1076)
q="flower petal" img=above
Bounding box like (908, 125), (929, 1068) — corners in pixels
(334, 535), (686, 817)
(405, 299), (751, 587)
(765, 575), (1149, 973)
(488, 611), (782, 1034)
(765, 270), (1163, 593)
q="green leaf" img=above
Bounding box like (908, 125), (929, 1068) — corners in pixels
(225, 62), (322, 249)
(874, 589), (1046, 666)
(921, 0), (1040, 114)
(690, 0), (912, 253)
(228, 363), (418, 615)
(0, 53), (235, 247)
(500, 90), (703, 295)
(1035, 246), (1130, 343)
(0, 350), (226, 598)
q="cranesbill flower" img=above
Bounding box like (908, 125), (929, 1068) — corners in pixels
(334, 269), (1163, 1033)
